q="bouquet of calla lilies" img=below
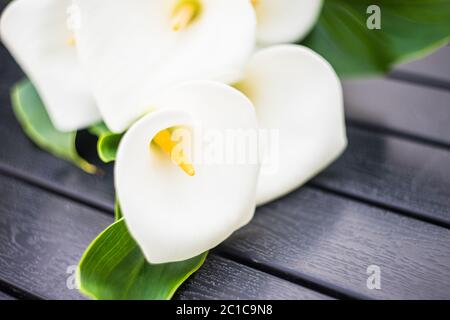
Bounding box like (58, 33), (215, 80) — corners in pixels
(2, 0), (450, 299)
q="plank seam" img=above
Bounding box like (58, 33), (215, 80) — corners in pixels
(3, 142), (449, 231)
(0, 147), (449, 299)
(0, 162), (114, 215)
(214, 249), (370, 300)
(0, 278), (42, 300)
(389, 70), (450, 92)
(347, 119), (450, 151)
(309, 182), (450, 230)
(0, 168), (362, 300)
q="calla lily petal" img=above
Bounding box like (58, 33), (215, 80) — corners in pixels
(115, 81), (259, 264)
(73, 0), (256, 133)
(0, 0), (100, 132)
(254, 0), (323, 45)
(236, 45), (347, 206)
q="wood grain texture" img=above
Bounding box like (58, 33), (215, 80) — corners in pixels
(0, 173), (324, 300)
(0, 175), (110, 300)
(175, 255), (330, 300)
(221, 187), (450, 300)
(343, 78), (450, 146)
(315, 127), (450, 226)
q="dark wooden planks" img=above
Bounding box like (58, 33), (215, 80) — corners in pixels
(343, 78), (450, 147)
(175, 255), (330, 300)
(2, 124), (450, 298)
(0, 291), (15, 300)
(346, 45), (450, 144)
(220, 187), (450, 300)
(394, 46), (450, 85)
(314, 127), (450, 226)
(0, 175), (110, 299)
(2, 110), (450, 298)
(0, 173), (326, 300)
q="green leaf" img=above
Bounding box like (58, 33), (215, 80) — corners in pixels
(97, 132), (122, 163)
(87, 121), (122, 163)
(11, 79), (98, 174)
(77, 218), (208, 300)
(304, 0), (450, 76)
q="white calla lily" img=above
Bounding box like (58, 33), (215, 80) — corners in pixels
(252, 0), (323, 45)
(0, 0), (100, 132)
(115, 81), (259, 264)
(73, 0), (256, 133)
(236, 45), (347, 206)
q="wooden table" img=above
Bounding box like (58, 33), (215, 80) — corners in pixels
(0, 6), (449, 300)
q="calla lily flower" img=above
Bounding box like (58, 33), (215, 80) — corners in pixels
(73, 0), (256, 133)
(252, 0), (323, 45)
(115, 81), (260, 264)
(235, 45), (347, 205)
(0, 0), (101, 132)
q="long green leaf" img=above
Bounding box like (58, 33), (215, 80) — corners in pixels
(304, 0), (450, 76)
(77, 218), (208, 300)
(11, 79), (98, 174)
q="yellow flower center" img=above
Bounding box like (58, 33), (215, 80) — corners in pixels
(67, 35), (76, 46)
(171, 0), (202, 31)
(152, 128), (195, 176)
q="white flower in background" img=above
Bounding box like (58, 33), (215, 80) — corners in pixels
(252, 0), (323, 45)
(73, 0), (256, 133)
(0, 0), (101, 132)
(236, 45), (347, 205)
(115, 81), (259, 263)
